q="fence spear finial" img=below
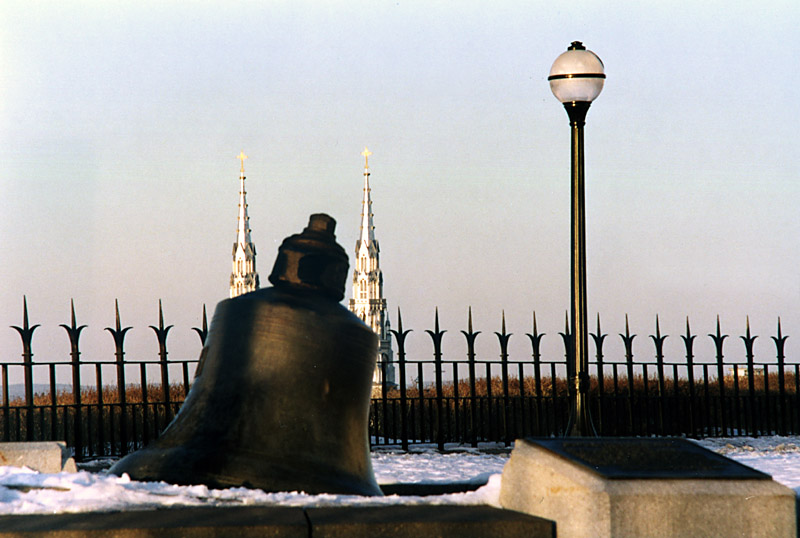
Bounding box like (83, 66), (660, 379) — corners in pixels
(192, 304), (209, 345)
(526, 311), (545, 357)
(22, 295), (29, 330)
(619, 314), (636, 360)
(651, 315), (668, 345)
(650, 315), (668, 359)
(710, 315), (728, 345)
(682, 316), (695, 344)
(60, 299), (87, 348)
(771, 316), (788, 357)
(149, 300), (173, 355)
(495, 310), (511, 345)
(105, 300), (132, 352)
(426, 307), (446, 350)
(12, 295), (40, 352)
(681, 316), (696, 364)
(390, 307), (412, 351)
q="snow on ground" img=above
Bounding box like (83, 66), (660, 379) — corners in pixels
(696, 436), (800, 492)
(0, 437), (798, 515)
(371, 445), (506, 486)
(0, 447), (508, 515)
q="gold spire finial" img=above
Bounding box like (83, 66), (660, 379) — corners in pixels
(237, 151), (248, 173)
(361, 147), (372, 169)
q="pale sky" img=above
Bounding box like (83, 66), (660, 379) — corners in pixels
(1, 1), (798, 380)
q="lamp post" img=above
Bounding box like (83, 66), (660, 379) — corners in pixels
(548, 41), (605, 437)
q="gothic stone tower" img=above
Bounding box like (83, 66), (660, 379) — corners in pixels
(230, 151), (259, 298)
(349, 148), (395, 388)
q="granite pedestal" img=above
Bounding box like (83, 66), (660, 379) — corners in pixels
(0, 442), (76, 474)
(500, 438), (796, 538)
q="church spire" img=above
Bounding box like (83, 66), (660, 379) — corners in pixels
(359, 147), (375, 244)
(230, 151), (259, 298)
(349, 147), (395, 390)
(236, 151), (252, 247)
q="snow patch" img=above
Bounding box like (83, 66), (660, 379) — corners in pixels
(2, 437), (799, 514)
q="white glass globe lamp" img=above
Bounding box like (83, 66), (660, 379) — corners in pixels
(548, 41), (605, 104)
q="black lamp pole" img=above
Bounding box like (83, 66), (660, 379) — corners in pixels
(564, 100), (596, 437)
(549, 41), (605, 437)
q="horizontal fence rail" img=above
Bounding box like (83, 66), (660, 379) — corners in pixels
(2, 298), (796, 460)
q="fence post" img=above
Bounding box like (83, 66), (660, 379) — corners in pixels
(380, 355), (388, 444)
(772, 318), (788, 436)
(526, 313), (545, 436)
(140, 363), (150, 445)
(796, 363), (800, 435)
(106, 300), (132, 456)
(95, 363), (104, 456)
(590, 314), (607, 435)
(2, 365), (9, 441)
(60, 300), (87, 457)
(417, 361), (425, 442)
(650, 316), (668, 435)
(11, 297), (39, 442)
(732, 326), (742, 435)
(426, 308), (446, 451)
(681, 319), (697, 437)
(150, 300), (173, 424)
(495, 312), (512, 445)
(709, 316), (728, 436)
(559, 313), (573, 436)
(739, 318), (756, 435)
(461, 307), (480, 447)
(389, 308), (411, 451)
(620, 315), (636, 435)
(49, 364), (57, 440)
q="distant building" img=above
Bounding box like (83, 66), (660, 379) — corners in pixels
(348, 148), (395, 389)
(230, 151), (259, 298)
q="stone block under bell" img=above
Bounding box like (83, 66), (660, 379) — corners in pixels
(110, 214), (381, 496)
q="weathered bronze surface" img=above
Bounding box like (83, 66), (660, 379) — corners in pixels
(523, 438), (770, 480)
(110, 214), (381, 496)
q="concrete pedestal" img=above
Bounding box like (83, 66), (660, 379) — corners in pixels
(500, 438), (796, 538)
(0, 442), (76, 473)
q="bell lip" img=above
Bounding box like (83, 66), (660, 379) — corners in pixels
(109, 445), (384, 497)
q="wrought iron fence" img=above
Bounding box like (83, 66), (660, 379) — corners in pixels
(2, 298), (204, 461)
(2, 297), (796, 461)
(370, 308), (797, 450)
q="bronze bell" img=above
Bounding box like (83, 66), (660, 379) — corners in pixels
(110, 214), (382, 496)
